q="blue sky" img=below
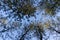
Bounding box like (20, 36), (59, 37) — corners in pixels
(0, 0), (60, 40)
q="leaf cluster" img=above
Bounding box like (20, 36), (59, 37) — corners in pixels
(39, 0), (60, 15)
(3, 0), (36, 18)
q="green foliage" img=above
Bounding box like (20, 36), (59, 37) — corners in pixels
(17, 3), (36, 15)
(3, 0), (36, 18)
(29, 23), (44, 33)
(45, 7), (55, 15)
(29, 24), (35, 30)
(39, 0), (60, 15)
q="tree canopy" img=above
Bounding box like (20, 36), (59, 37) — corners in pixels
(39, 0), (60, 15)
(0, 0), (60, 40)
(3, 0), (36, 18)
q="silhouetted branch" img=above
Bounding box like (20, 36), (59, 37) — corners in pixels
(49, 27), (60, 34)
(36, 26), (43, 40)
(19, 26), (32, 40)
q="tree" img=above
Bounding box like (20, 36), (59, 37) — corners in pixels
(3, 0), (36, 18)
(39, 0), (60, 15)
(0, 0), (60, 40)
